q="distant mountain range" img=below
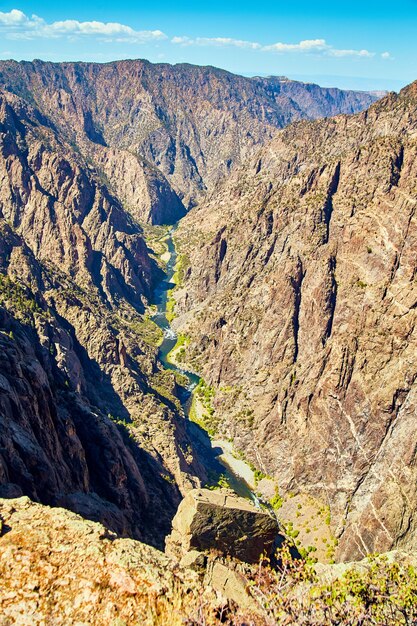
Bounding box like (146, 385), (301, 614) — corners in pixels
(0, 59), (379, 218)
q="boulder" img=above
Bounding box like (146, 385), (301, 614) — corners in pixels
(180, 549), (208, 572)
(166, 488), (280, 564)
(204, 561), (260, 613)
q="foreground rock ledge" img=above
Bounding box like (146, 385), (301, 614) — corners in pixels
(165, 488), (281, 564)
(0, 497), (215, 626)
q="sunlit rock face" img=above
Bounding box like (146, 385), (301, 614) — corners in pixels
(175, 83), (417, 561)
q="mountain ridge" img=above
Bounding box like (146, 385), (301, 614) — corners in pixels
(0, 58), (379, 219)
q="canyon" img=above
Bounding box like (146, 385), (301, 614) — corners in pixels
(0, 56), (416, 605)
(0, 59), (381, 553)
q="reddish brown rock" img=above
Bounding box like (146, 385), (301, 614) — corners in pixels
(175, 82), (417, 561)
(0, 497), (212, 626)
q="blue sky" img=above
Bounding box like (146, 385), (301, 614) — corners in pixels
(0, 1), (414, 91)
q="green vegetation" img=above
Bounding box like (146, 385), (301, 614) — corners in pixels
(165, 252), (190, 323)
(206, 472), (232, 490)
(246, 548), (417, 625)
(284, 520), (301, 541)
(166, 288), (176, 322)
(127, 315), (163, 347)
(161, 473), (176, 485)
(173, 370), (190, 388)
(150, 370), (181, 410)
(269, 487), (284, 511)
(195, 379), (215, 410)
(189, 378), (219, 436)
(356, 279), (367, 288)
(107, 414), (136, 444)
(167, 332), (189, 365)
(234, 406), (255, 428)
(0, 274), (48, 328)
(172, 252), (190, 286)
(298, 544), (317, 561)
(325, 537), (339, 563)
(141, 224), (171, 266)
(251, 468), (265, 484)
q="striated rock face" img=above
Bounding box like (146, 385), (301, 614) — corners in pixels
(175, 82), (417, 560)
(166, 488), (280, 563)
(0, 59), (378, 215)
(0, 88), (205, 546)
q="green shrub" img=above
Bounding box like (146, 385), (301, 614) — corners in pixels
(246, 548), (417, 625)
(269, 488), (283, 511)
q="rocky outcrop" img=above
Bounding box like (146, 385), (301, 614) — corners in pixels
(0, 496), (267, 623)
(166, 488), (280, 563)
(2, 496), (416, 625)
(204, 560), (262, 614)
(0, 497), (213, 626)
(174, 82), (417, 560)
(0, 59), (379, 215)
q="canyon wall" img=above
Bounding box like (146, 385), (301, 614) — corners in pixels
(0, 88), (204, 546)
(175, 83), (417, 560)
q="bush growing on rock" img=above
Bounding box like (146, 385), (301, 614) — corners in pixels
(243, 548), (417, 625)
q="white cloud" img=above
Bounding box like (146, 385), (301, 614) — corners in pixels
(263, 38), (328, 53)
(171, 35), (261, 49)
(0, 9), (28, 25)
(328, 48), (374, 58)
(0, 9), (166, 43)
(171, 36), (190, 44)
(173, 34), (383, 59)
(0, 10), (390, 59)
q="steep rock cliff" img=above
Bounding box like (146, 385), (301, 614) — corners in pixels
(175, 82), (417, 560)
(0, 89), (204, 546)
